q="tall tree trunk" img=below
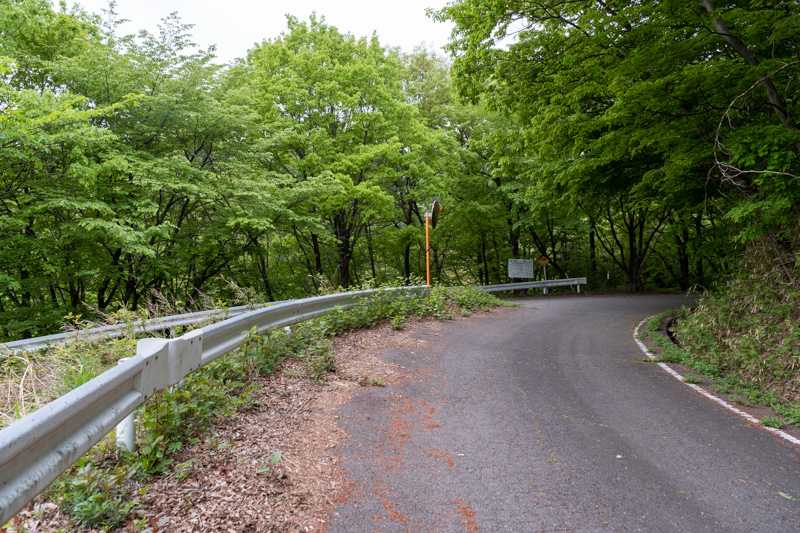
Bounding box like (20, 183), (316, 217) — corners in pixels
(507, 217), (520, 259)
(589, 219), (597, 274)
(257, 256), (275, 302)
(333, 212), (353, 288)
(676, 227), (690, 291)
(291, 225), (319, 281)
(404, 243), (412, 285)
(311, 233), (323, 276)
(694, 214), (704, 289)
(528, 227), (569, 279)
(491, 230), (501, 283)
(366, 225), (377, 281)
(477, 235), (488, 285)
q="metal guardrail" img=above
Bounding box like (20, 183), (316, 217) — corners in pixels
(0, 286), (429, 524)
(479, 277), (587, 293)
(2, 278), (588, 354)
(1, 303), (276, 354)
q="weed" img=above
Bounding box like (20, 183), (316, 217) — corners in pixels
(762, 416), (785, 429)
(675, 260), (800, 408)
(683, 374), (702, 384)
(776, 404), (800, 425)
(59, 354), (101, 393)
(173, 459), (197, 481)
(730, 394), (753, 407)
(50, 454), (138, 529)
(126, 433), (175, 477)
(256, 451), (284, 479)
(305, 343), (336, 384)
(714, 383), (731, 394)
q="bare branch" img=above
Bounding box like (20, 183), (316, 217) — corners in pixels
(712, 61), (800, 184)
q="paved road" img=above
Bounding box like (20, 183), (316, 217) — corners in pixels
(328, 294), (800, 532)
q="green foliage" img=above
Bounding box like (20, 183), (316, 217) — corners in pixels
(677, 262), (800, 394)
(433, 0), (800, 291)
(256, 451), (284, 478)
(50, 455), (138, 529)
(4, 0), (798, 339)
(761, 416), (784, 429)
(683, 374), (703, 385)
(445, 286), (507, 312)
(304, 341), (337, 384)
(62, 339), (254, 481)
(58, 354), (102, 393)
(16, 0), (800, 525)
(245, 16), (452, 289)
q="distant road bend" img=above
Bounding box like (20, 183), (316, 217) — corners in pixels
(329, 294), (800, 532)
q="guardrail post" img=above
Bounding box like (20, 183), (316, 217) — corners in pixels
(115, 358), (136, 452)
(116, 413), (136, 452)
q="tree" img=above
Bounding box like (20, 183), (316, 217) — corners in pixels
(248, 15), (445, 288)
(431, 0), (797, 289)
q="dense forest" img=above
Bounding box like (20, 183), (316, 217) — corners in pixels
(1, 0), (798, 341)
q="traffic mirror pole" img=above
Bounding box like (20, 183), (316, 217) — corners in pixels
(425, 200), (441, 287)
(425, 212), (431, 286)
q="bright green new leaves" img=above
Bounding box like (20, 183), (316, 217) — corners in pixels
(248, 16), (448, 287)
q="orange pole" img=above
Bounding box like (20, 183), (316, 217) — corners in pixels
(425, 212), (431, 286)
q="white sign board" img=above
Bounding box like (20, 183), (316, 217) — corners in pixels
(508, 258), (534, 279)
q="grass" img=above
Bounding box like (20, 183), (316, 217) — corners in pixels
(683, 374), (703, 384)
(0, 294), (232, 430)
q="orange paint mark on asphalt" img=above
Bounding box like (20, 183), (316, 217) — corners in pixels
(451, 498), (479, 532)
(428, 447), (448, 459)
(399, 396), (415, 413)
(382, 499), (409, 525)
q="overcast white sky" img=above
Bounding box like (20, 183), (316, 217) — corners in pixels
(65, 0), (455, 64)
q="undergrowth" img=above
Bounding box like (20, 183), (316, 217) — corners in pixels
(3, 285), (509, 530)
(0, 292), (238, 430)
(644, 259), (800, 429)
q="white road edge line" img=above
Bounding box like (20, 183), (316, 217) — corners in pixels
(634, 318), (800, 447)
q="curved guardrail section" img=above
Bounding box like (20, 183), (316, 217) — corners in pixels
(2, 278), (588, 354)
(0, 303), (274, 354)
(0, 286), (429, 524)
(479, 277), (587, 292)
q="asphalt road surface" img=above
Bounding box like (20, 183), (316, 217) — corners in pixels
(328, 294), (800, 532)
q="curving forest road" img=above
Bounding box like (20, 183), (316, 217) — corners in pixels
(328, 294), (800, 532)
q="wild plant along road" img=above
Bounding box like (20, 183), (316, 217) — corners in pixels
(329, 295), (800, 532)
